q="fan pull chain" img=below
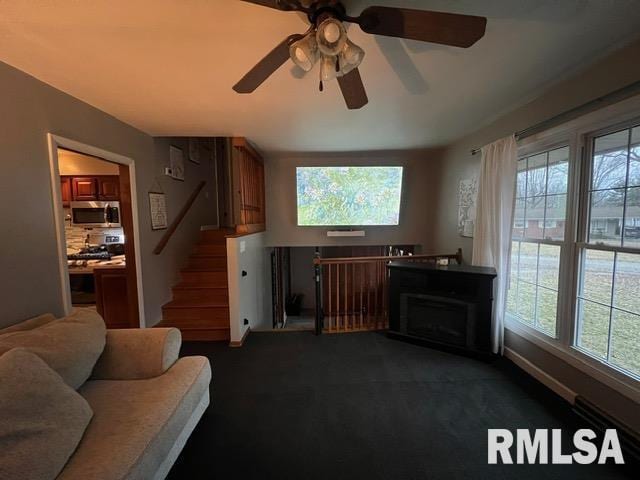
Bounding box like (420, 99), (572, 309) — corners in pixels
(335, 57), (340, 73)
(319, 80), (324, 92)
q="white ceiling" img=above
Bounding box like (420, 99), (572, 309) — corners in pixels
(1, 0), (639, 153)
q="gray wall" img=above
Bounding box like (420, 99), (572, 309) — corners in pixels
(0, 60), (217, 328)
(430, 39), (640, 428)
(264, 150), (447, 253)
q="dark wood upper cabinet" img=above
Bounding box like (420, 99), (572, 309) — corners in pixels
(72, 177), (99, 201)
(65, 175), (120, 203)
(98, 176), (120, 201)
(61, 177), (72, 207)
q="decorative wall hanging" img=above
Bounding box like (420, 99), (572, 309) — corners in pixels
(189, 138), (201, 164)
(458, 176), (478, 237)
(169, 145), (185, 181)
(149, 192), (168, 230)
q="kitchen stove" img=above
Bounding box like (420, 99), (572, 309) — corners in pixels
(68, 251), (112, 261)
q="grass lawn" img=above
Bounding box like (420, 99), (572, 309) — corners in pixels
(507, 243), (640, 378)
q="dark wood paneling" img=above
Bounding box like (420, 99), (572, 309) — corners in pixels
(118, 165), (139, 327)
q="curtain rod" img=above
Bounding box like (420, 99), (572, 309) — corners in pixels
(470, 79), (640, 156)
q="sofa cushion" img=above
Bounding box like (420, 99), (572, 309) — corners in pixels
(0, 348), (93, 480)
(91, 328), (182, 380)
(0, 313), (56, 336)
(0, 309), (106, 389)
(58, 356), (211, 480)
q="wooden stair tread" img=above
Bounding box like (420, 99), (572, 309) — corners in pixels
(156, 322), (230, 332)
(161, 226), (233, 342)
(163, 299), (229, 309)
(173, 283), (228, 290)
(181, 266), (227, 272)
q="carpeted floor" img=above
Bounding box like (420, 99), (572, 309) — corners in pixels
(167, 331), (635, 480)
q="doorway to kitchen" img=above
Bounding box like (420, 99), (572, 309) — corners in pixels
(47, 134), (144, 328)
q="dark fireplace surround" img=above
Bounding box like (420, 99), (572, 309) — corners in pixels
(388, 262), (496, 357)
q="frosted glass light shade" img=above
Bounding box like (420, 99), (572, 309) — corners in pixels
(289, 33), (319, 72)
(316, 17), (346, 56)
(339, 39), (365, 75)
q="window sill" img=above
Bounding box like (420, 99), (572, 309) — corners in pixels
(504, 317), (640, 403)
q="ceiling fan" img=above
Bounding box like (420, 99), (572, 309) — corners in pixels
(233, 0), (487, 109)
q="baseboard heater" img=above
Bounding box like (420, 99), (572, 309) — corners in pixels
(573, 396), (640, 462)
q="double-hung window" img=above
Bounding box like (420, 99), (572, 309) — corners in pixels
(507, 146), (569, 336)
(506, 114), (640, 384)
(575, 123), (640, 378)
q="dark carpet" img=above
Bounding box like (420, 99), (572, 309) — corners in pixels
(167, 331), (635, 480)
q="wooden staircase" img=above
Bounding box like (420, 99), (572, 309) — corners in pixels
(159, 228), (233, 341)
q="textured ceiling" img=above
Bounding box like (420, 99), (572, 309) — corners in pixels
(1, 0), (639, 153)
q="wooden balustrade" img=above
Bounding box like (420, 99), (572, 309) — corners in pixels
(314, 249), (463, 333)
(232, 138), (265, 231)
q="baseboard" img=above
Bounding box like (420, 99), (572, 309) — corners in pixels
(229, 326), (250, 347)
(504, 347), (577, 404)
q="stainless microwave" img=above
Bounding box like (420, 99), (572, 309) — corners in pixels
(70, 201), (121, 228)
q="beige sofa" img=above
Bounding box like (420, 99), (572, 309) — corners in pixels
(0, 311), (211, 480)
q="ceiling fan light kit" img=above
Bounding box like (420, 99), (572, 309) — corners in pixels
(316, 17), (346, 55)
(339, 39), (365, 76)
(236, 0), (487, 109)
(290, 32), (319, 72)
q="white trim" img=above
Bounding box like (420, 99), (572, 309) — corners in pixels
(504, 346), (577, 404)
(46, 134), (146, 327)
(506, 319), (640, 403)
(504, 94), (640, 405)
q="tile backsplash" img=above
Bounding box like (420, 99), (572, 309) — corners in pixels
(64, 208), (124, 252)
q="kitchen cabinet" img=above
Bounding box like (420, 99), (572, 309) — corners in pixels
(72, 177), (99, 201)
(94, 266), (129, 329)
(98, 176), (120, 201)
(65, 175), (120, 202)
(61, 177), (72, 207)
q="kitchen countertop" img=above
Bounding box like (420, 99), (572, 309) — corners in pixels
(68, 255), (126, 275)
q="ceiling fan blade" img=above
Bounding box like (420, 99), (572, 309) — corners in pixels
(355, 6), (487, 48)
(240, 0), (303, 12)
(233, 34), (304, 94)
(337, 68), (368, 110)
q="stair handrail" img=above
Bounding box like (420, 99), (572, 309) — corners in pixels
(153, 181), (206, 255)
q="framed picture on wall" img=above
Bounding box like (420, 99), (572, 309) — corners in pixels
(149, 192), (168, 230)
(189, 138), (201, 164)
(169, 145), (185, 181)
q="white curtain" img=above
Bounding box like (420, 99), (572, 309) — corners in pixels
(472, 135), (518, 354)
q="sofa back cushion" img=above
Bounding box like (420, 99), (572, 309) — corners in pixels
(0, 309), (106, 389)
(0, 348), (93, 480)
(0, 313), (56, 336)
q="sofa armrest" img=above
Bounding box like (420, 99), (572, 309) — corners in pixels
(91, 328), (181, 380)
